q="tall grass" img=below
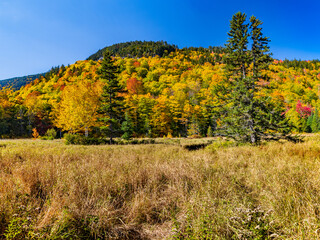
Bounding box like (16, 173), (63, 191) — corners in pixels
(1, 137), (320, 239)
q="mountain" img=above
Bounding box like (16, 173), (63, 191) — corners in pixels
(0, 74), (44, 90)
(0, 41), (222, 90)
(2, 40), (318, 92)
(0, 66), (62, 90)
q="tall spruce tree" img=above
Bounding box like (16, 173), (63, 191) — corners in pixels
(97, 50), (125, 143)
(223, 12), (250, 81)
(220, 12), (294, 143)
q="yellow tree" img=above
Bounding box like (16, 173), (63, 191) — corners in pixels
(55, 80), (101, 136)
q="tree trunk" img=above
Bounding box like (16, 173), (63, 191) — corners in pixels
(248, 119), (256, 144)
(109, 92), (113, 144)
(85, 127), (88, 137)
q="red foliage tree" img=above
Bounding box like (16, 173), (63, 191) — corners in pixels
(126, 77), (143, 94)
(296, 100), (312, 118)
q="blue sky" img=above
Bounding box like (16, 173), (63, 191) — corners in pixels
(0, 0), (319, 79)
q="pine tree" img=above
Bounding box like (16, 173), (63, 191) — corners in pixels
(223, 12), (250, 81)
(121, 112), (133, 140)
(220, 12), (294, 143)
(311, 108), (320, 133)
(306, 114), (313, 133)
(97, 50), (125, 143)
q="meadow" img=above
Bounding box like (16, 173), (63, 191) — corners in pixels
(1, 137), (320, 239)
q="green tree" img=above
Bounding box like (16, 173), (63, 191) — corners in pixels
(223, 12), (250, 81)
(121, 112), (133, 140)
(311, 108), (320, 133)
(97, 50), (125, 143)
(220, 12), (294, 143)
(306, 114), (313, 133)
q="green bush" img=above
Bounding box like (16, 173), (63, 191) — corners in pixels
(46, 128), (57, 139)
(64, 134), (84, 145)
(41, 128), (57, 140)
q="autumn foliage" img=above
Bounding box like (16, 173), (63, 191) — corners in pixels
(0, 49), (320, 138)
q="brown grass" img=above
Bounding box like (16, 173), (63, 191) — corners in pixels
(1, 137), (320, 239)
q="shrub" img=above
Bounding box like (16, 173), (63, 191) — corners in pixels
(46, 128), (57, 139)
(41, 128), (57, 140)
(64, 133), (84, 145)
(207, 126), (214, 137)
(32, 128), (39, 139)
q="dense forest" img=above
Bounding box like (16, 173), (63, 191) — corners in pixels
(87, 40), (179, 60)
(0, 39), (320, 139)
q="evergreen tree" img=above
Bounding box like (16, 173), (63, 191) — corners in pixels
(223, 12), (250, 81)
(250, 16), (272, 79)
(121, 112), (133, 140)
(220, 12), (294, 143)
(306, 114), (313, 133)
(97, 50), (125, 143)
(311, 108), (320, 133)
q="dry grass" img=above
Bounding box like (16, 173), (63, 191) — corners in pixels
(1, 137), (320, 239)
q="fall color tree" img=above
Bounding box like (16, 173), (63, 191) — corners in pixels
(55, 80), (101, 136)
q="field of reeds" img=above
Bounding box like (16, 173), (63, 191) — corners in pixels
(1, 136), (320, 239)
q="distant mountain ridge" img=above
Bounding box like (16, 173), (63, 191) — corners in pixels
(0, 74), (44, 90)
(0, 66), (62, 90)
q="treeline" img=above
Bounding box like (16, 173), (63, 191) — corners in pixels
(279, 59), (320, 70)
(86, 40), (226, 63)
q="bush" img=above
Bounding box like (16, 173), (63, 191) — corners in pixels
(32, 128), (39, 139)
(46, 128), (57, 139)
(41, 128), (57, 140)
(64, 133), (83, 145)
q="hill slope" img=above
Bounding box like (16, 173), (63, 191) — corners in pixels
(0, 41), (223, 90)
(0, 74), (43, 90)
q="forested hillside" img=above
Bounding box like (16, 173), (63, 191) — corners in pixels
(87, 40), (178, 60)
(0, 45), (319, 139)
(0, 74), (43, 90)
(0, 66), (63, 90)
(0, 41), (222, 91)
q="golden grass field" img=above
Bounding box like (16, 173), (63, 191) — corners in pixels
(1, 136), (320, 239)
